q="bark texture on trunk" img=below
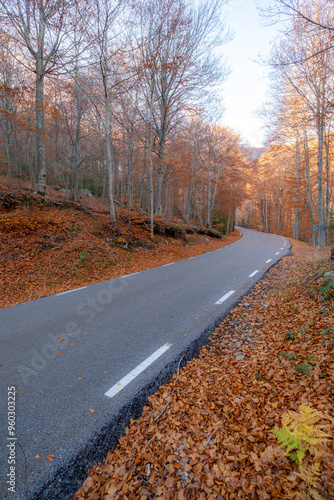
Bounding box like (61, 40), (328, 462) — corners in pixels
(36, 68), (46, 195)
(105, 90), (116, 223)
(317, 117), (326, 247)
(74, 77), (81, 201)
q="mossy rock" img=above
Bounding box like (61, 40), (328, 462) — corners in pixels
(197, 227), (222, 239)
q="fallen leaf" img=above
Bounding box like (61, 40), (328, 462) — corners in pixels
(106, 486), (118, 496)
(82, 476), (94, 493)
(165, 477), (174, 488)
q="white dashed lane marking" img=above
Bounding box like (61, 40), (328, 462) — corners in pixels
(215, 290), (235, 305)
(57, 287), (87, 296)
(105, 343), (172, 398)
(266, 259), (272, 263)
(248, 270), (259, 278)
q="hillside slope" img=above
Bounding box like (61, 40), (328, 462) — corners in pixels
(0, 184), (239, 309)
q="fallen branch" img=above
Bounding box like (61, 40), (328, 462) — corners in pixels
(155, 354), (185, 422)
(174, 354), (185, 384)
(203, 417), (227, 451)
(155, 402), (169, 421)
(145, 434), (156, 450)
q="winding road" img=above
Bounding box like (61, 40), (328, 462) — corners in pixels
(0, 228), (291, 499)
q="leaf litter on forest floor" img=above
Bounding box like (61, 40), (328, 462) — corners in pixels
(0, 189), (240, 309)
(74, 241), (334, 500)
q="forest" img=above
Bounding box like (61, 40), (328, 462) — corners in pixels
(0, 0), (333, 247)
(1, 2), (334, 499)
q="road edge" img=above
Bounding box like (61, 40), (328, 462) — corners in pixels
(22, 238), (292, 499)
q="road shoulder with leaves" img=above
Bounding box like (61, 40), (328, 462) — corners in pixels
(74, 241), (334, 500)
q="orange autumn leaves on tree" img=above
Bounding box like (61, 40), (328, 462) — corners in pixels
(0, 0), (247, 232)
(248, 0), (334, 248)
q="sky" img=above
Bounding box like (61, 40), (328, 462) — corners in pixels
(220, 0), (280, 147)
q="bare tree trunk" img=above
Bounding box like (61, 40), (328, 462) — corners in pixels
(2, 127), (11, 181)
(226, 210), (230, 236)
(317, 116), (326, 247)
(186, 183), (193, 223)
(101, 161), (107, 200)
(155, 138), (166, 215)
(148, 80), (154, 237)
(74, 71), (81, 201)
(324, 129), (331, 246)
(36, 68), (46, 194)
(293, 139), (301, 240)
(302, 128), (315, 244)
(127, 132), (133, 208)
(104, 88), (116, 223)
(205, 148), (212, 227)
(27, 131), (34, 191)
(14, 127), (22, 185)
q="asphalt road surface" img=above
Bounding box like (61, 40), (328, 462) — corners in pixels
(0, 228), (291, 499)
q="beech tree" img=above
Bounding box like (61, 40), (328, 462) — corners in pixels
(0, 0), (85, 194)
(272, 0), (334, 37)
(263, 0), (334, 246)
(0, 0), (250, 229)
(136, 0), (232, 216)
(90, 0), (125, 222)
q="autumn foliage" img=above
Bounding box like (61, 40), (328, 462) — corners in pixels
(241, 1), (334, 249)
(0, 0), (245, 231)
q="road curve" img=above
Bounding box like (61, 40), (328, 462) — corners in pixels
(0, 228), (291, 499)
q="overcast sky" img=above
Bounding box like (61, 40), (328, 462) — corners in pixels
(220, 0), (280, 147)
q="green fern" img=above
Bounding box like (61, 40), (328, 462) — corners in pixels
(281, 404), (332, 459)
(271, 405), (334, 499)
(271, 426), (305, 464)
